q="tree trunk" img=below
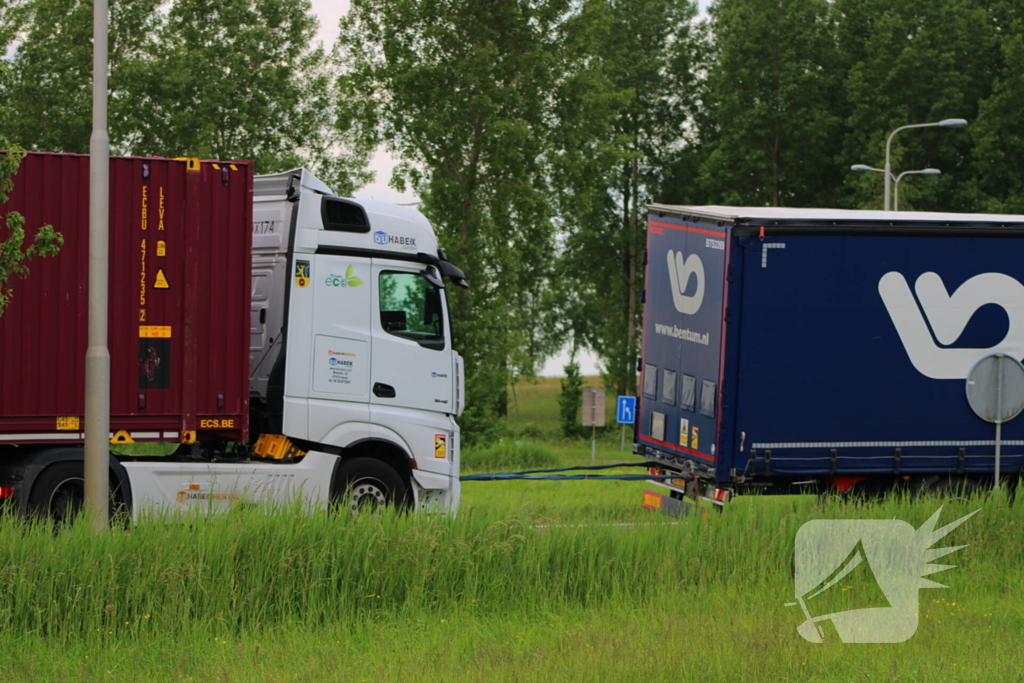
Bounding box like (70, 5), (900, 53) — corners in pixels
(626, 156), (639, 397)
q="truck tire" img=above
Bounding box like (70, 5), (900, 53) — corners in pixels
(27, 462), (86, 525)
(334, 457), (407, 513)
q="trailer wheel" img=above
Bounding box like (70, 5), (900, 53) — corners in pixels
(28, 462), (86, 525)
(333, 457), (407, 513)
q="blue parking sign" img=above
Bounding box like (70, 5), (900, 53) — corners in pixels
(616, 396), (636, 424)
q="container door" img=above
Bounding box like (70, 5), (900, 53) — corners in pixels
(369, 260), (454, 414)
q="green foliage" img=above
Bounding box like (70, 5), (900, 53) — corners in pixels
(554, 0), (699, 396)
(835, 0), (996, 211)
(461, 440), (559, 472)
(694, 0), (844, 207)
(3, 0), (371, 190)
(557, 359), (585, 438)
(0, 143), (63, 317)
(338, 0), (567, 441)
(4, 0), (163, 154)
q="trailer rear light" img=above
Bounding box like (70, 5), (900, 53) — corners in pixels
(712, 488), (730, 503)
(0, 486), (15, 499)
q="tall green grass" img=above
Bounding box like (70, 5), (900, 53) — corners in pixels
(461, 440), (560, 472)
(0, 490), (1016, 641)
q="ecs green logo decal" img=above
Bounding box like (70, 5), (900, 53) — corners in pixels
(326, 264), (363, 288)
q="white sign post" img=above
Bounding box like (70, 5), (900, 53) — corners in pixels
(966, 353), (1024, 492)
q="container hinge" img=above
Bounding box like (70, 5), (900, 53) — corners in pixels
(957, 447), (965, 474)
(830, 448), (837, 476)
(764, 449), (771, 477)
(893, 448), (901, 475)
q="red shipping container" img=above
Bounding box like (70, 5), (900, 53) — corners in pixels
(0, 153), (252, 444)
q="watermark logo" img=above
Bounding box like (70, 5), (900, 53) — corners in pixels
(879, 271), (1024, 379)
(667, 249), (705, 315)
(789, 507), (977, 643)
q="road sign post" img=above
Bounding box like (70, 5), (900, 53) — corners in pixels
(966, 353), (1024, 492)
(582, 388), (606, 464)
(616, 396), (636, 452)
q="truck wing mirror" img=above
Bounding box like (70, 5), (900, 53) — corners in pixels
(438, 261), (468, 289)
(420, 267), (445, 289)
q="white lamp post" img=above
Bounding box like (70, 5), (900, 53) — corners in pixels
(85, 0), (110, 530)
(894, 168), (941, 211)
(851, 164), (944, 211)
(882, 119), (966, 210)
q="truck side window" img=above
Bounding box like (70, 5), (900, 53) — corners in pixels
(700, 379), (716, 417)
(379, 271), (445, 350)
(661, 369), (676, 405)
(643, 364), (657, 399)
(680, 374), (696, 411)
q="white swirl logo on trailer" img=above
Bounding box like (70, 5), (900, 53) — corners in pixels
(878, 271), (1024, 379)
(667, 249), (705, 315)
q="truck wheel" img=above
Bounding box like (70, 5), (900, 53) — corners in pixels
(334, 457), (407, 513)
(28, 462), (86, 525)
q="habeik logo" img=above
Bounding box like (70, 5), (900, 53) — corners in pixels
(879, 271), (1024, 379)
(667, 249), (705, 315)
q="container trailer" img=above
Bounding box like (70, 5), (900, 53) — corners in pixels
(636, 204), (1024, 514)
(0, 152), (466, 522)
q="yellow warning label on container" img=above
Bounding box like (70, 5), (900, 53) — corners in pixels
(153, 268), (170, 289)
(156, 240), (166, 257)
(139, 326), (172, 338)
(56, 416), (80, 431)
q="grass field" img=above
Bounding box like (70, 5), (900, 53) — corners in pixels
(1, 379), (1022, 682)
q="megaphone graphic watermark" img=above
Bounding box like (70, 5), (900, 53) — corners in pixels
(789, 507), (977, 643)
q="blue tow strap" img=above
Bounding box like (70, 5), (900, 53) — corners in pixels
(459, 462), (692, 482)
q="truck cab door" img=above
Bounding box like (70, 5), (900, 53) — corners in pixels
(369, 260), (455, 415)
(302, 254), (373, 444)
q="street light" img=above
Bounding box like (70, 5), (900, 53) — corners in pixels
(850, 164), (942, 211)
(894, 168), (940, 211)
(883, 119), (966, 210)
(847, 163), (942, 210)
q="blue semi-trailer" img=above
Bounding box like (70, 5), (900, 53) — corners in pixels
(635, 205), (1024, 512)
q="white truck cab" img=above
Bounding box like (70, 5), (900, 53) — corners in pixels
(247, 169), (467, 511)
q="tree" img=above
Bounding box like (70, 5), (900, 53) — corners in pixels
(693, 0), (844, 208)
(338, 0), (566, 441)
(553, 0), (700, 396)
(129, 0), (369, 188)
(4, 0), (369, 191)
(4, 0), (162, 154)
(972, 8), (1024, 212)
(557, 357), (584, 438)
(835, 0), (997, 211)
